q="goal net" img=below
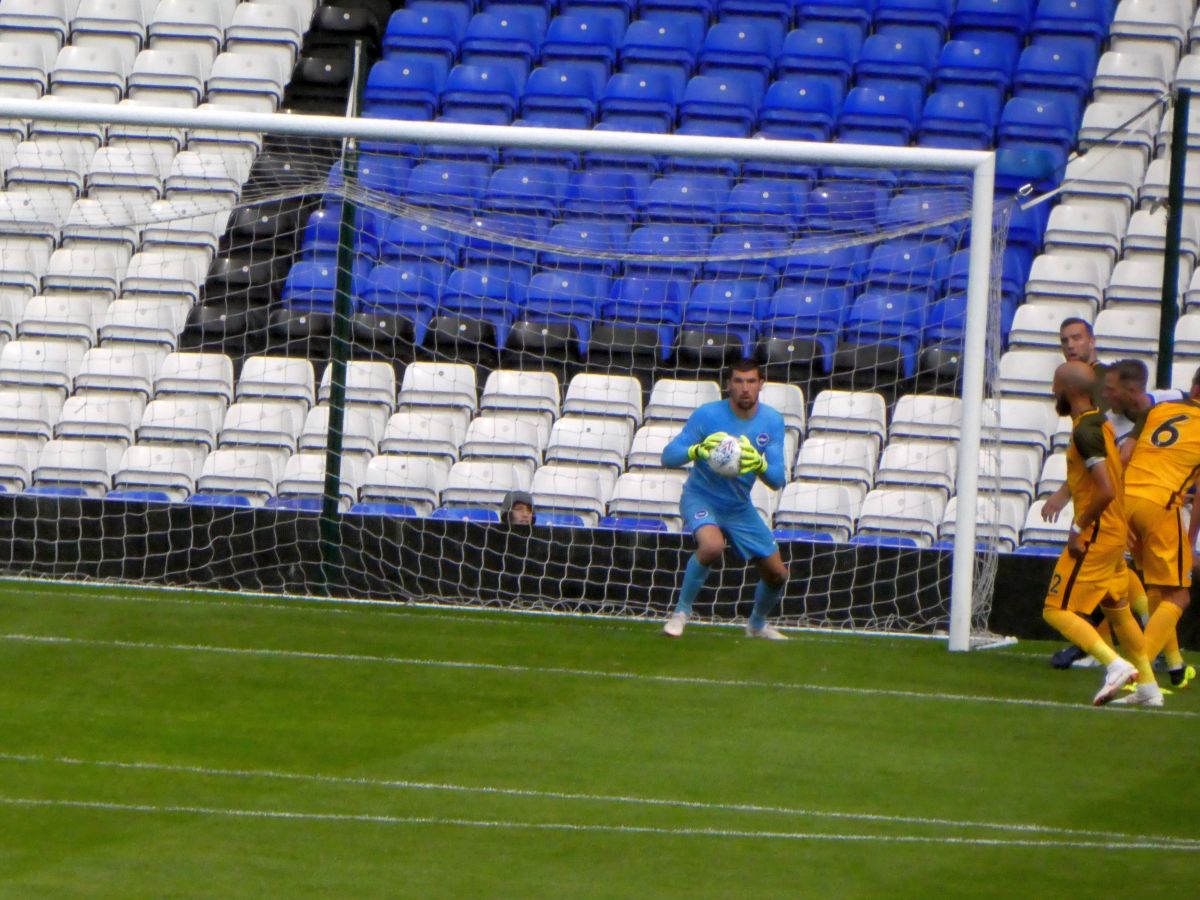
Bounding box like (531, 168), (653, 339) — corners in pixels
(0, 100), (1009, 646)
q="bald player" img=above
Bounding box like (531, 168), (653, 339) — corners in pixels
(1042, 362), (1161, 706)
(1120, 365), (1200, 701)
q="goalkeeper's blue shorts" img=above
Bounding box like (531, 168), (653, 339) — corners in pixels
(680, 488), (778, 561)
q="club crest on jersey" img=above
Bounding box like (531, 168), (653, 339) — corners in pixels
(694, 510), (709, 520)
(755, 432), (769, 448)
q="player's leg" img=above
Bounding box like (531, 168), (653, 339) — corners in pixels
(1131, 503), (1192, 684)
(747, 550), (789, 640)
(664, 523), (725, 637)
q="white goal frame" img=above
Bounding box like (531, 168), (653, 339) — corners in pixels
(0, 97), (996, 651)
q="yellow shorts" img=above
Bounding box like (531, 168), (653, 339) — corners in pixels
(1126, 496), (1193, 588)
(1044, 540), (1129, 614)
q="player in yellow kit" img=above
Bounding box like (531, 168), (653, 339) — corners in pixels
(1042, 362), (1161, 706)
(1121, 366), (1200, 702)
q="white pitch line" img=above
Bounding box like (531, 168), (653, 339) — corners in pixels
(2, 751), (1195, 849)
(2, 631), (1196, 719)
(0, 795), (1194, 852)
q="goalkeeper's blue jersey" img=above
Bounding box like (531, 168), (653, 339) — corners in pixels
(662, 399), (787, 509)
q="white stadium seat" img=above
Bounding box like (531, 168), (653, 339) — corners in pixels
(380, 410), (465, 461)
(774, 480), (862, 541)
(986, 397), (1058, 451)
(237, 355), (315, 409)
(0, 338), (85, 394)
(760, 382), (805, 436)
(1023, 253), (1108, 315)
(1124, 206), (1200, 265)
(0, 43), (51, 98)
(1042, 201), (1125, 265)
(856, 488), (943, 547)
(398, 361), (477, 412)
(1022, 500), (1073, 545)
(54, 393), (142, 444)
(0, 386), (64, 440)
(113, 443), (204, 500)
(626, 423), (680, 470)
(460, 416), (543, 474)
(545, 415), (633, 471)
(148, 0), (236, 68)
(1094, 307), (1160, 357)
(531, 464), (610, 525)
(276, 451), (365, 510)
(889, 394), (962, 440)
(643, 378), (720, 423)
(978, 445), (1041, 501)
(33, 437), (123, 496)
(808, 390), (886, 444)
(17, 293), (108, 347)
(563, 373), (643, 423)
(607, 470), (683, 529)
(441, 459), (531, 508)
(154, 352), (234, 405)
(196, 447), (282, 503)
(206, 51), (287, 112)
(358, 455), (451, 514)
(793, 434), (878, 489)
(127, 48), (206, 106)
(875, 439), (956, 496)
(1036, 453), (1067, 499)
(939, 495), (1021, 552)
(1104, 257), (1178, 308)
(298, 405), (385, 458)
(0, 435), (42, 491)
(43, 246), (128, 297)
(997, 350), (1060, 398)
(218, 400), (305, 455)
(136, 396), (224, 449)
(317, 359), (397, 411)
(97, 297), (190, 348)
(479, 368), (560, 420)
(49, 44), (127, 104)
(1062, 146), (1147, 214)
(1076, 102), (1158, 165)
(74, 344), (162, 397)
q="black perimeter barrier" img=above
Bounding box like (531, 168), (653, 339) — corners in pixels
(1, 495), (1195, 648)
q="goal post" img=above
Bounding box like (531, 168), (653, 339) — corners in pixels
(0, 97), (1002, 647)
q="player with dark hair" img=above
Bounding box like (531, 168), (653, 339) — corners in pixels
(1117, 365), (1200, 702)
(1042, 361), (1160, 706)
(1103, 358), (1186, 462)
(660, 359), (789, 639)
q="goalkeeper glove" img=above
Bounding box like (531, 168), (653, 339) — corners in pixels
(687, 431), (729, 462)
(738, 434), (768, 476)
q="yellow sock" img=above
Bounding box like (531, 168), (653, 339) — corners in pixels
(1143, 601), (1185, 663)
(1044, 608), (1117, 665)
(1127, 570), (1149, 620)
(1102, 603), (1154, 684)
(1095, 618), (1115, 649)
(1147, 591), (1186, 670)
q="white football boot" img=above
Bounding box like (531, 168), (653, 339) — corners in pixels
(1093, 658), (1138, 706)
(1111, 682), (1165, 708)
(663, 611), (689, 637)
(745, 623), (788, 641)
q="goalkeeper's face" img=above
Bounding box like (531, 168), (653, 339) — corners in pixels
(729, 370), (764, 412)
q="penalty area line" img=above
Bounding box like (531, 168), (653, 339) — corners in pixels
(0, 796), (1194, 852)
(1, 751), (1196, 849)
(2, 631), (1197, 719)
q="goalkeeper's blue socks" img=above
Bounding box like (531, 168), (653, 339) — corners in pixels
(749, 579), (784, 631)
(674, 554), (711, 616)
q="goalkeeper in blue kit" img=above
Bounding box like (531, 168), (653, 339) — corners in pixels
(660, 358), (790, 639)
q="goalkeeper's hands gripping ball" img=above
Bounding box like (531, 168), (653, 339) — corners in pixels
(738, 434), (768, 476)
(688, 431), (729, 462)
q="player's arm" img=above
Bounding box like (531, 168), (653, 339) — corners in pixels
(1041, 482), (1070, 521)
(1068, 421), (1116, 558)
(1189, 486), (1200, 549)
(1119, 408), (1150, 467)
(755, 418), (787, 489)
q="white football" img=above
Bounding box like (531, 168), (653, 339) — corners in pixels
(707, 435), (742, 479)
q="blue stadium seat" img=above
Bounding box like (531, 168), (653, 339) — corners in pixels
(188, 493), (256, 508)
(678, 73), (760, 133)
(562, 170), (640, 221)
(1028, 0), (1112, 60)
(881, 190), (969, 245)
(773, 528), (839, 543)
(839, 290), (929, 378)
(593, 275), (687, 360)
(625, 224), (712, 278)
(357, 154), (412, 196)
(720, 178), (808, 230)
(697, 21), (777, 88)
(798, 0), (874, 32)
(435, 265), (529, 349)
(536, 512), (588, 527)
(599, 515), (673, 532)
(509, 269), (610, 355)
(1006, 199), (1050, 252)
(484, 2), (551, 31)
(359, 261), (443, 345)
(640, 0), (719, 37)
(679, 279), (766, 364)
(383, 8), (461, 65)
(1011, 42), (1095, 105)
(459, 11), (544, 77)
(539, 13), (622, 85)
(933, 39), (1018, 108)
(347, 502), (421, 517)
(301, 207), (339, 257)
(520, 65), (601, 129)
(483, 165), (570, 218)
(757, 284), (850, 372)
(757, 79), (839, 141)
(807, 182), (891, 232)
(539, 220), (626, 273)
(499, 120), (583, 169)
(916, 87), (998, 149)
(853, 31), (939, 91)
(265, 497), (325, 512)
(703, 230), (790, 279)
(281, 257), (371, 313)
(864, 239), (946, 295)
(405, 160), (492, 212)
(439, 63), (523, 125)
(618, 17), (702, 91)
(950, 0), (1035, 38)
(776, 25), (856, 96)
(836, 83), (924, 145)
(25, 485), (92, 498)
(580, 140), (660, 183)
(379, 217), (463, 265)
(105, 490), (173, 504)
(598, 72), (679, 132)
(998, 96), (1079, 159)
(363, 59), (445, 120)
(639, 174), (732, 224)
(946, 246), (1029, 301)
(459, 212), (546, 271)
(414, 0), (472, 34)
(923, 292), (966, 346)
(431, 507), (502, 522)
(780, 240), (869, 287)
(873, 0), (954, 40)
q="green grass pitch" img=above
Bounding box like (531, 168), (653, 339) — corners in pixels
(0, 577), (1195, 898)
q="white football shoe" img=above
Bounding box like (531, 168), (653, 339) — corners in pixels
(1111, 682), (1165, 708)
(745, 623), (789, 641)
(1093, 658), (1138, 706)
(663, 611), (689, 638)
